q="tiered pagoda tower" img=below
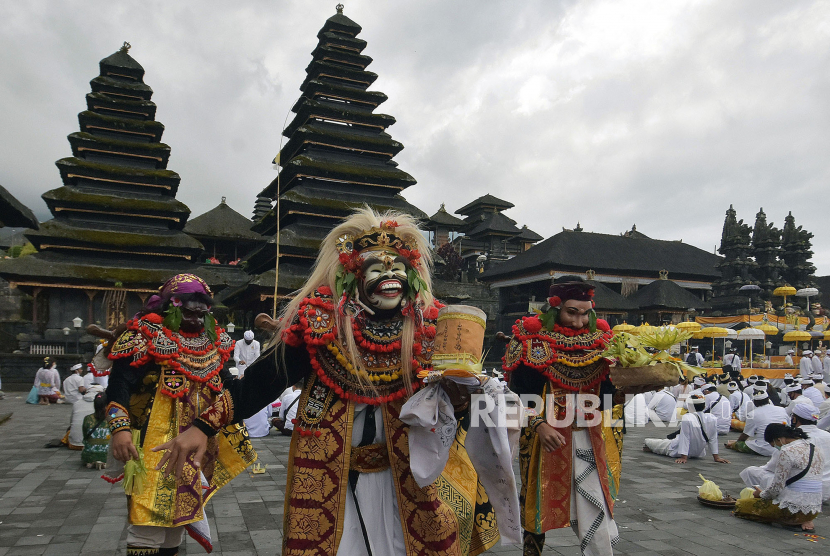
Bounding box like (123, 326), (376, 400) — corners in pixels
(780, 211), (816, 290)
(750, 208), (784, 298)
(0, 44), (202, 333)
(252, 196), (273, 221)
(711, 205), (757, 302)
(229, 6), (424, 307)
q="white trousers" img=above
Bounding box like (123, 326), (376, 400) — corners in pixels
(644, 438), (674, 456)
(570, 429), (619, 556)
(126, 524), (185, 549)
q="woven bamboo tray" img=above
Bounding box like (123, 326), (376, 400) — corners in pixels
(609, 363), (682, 388)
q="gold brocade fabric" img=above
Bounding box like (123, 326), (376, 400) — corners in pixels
(602, 405), (625, 501)
(281, 375), (499, 556)
(734, 498), (817, 525)
(128, 379), (256, 528)
(518, 383), (615, 534)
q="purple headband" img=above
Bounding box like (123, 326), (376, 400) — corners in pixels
(145, 273), (212, 311)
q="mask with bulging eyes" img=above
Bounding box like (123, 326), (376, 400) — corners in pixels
(357, 252), (411, 314)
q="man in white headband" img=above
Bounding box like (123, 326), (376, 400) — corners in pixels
(802, 378), (825, 406)
(812, 350), (824, 376)
(783, 384), (813, 418)
(729, 382), (752, 432)
(785, 349), (795, 367)
(800, 350), (814, 379)
(726, 388), (788, 456)
(703, 384), (731, 435)
(233, 330), (261, 375)
(644, 394), (729, 464)
(690, 375), (706, 396)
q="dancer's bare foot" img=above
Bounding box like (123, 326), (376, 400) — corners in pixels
(802, 520), (814, 531)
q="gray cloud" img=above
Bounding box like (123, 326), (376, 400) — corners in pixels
(1, 0), (828, 273)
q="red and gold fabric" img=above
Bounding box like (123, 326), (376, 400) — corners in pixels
(505, 316), (617, 534)
(106, 315), (254, 528)
(281, 374), (499, 556)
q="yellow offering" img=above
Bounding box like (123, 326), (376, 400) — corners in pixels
(697, 473), (723, 501)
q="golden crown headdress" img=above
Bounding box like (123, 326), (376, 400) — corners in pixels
(336, 221), (416, 255)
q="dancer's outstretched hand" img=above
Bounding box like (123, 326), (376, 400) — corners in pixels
(537, 422), (566, 452)
(152, 426), (208, 481)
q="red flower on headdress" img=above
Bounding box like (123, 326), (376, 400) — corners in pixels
(588, 288), (595, 298)
(399, 248), (410, 258)
(548, 296), (561, 307)
(171, 297), (183, 307)
(338, 252), (350, 265)
(523, 315), (543, 333)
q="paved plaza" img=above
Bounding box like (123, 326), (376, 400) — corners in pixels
(0, 394), (827, 555)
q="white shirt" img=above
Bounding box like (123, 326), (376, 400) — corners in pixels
(729, 390), (750, 413)
(723, 353), (741, 372)
(647, 390), (677, 423)
(800, 357), (813, 378)
(744, 403), (789, 456)
(812, 357), (824, 375)
(823, 356), (830, 374)
(234, 339), (261, 372)
(785, 354), (794, 366)
(803, 386), (825, 407)
(668, 412), (719, 458)
(62, 374), (85, 404)
(761, 439), (824, 515)
(801, 424), (830, 502)
(279, 388), (303, 430)
(704, 391), (732, 434)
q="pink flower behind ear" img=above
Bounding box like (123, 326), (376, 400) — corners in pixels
(171, 297), (182, 307)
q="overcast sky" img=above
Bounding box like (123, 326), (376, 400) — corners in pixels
(2, 1), (829, 274)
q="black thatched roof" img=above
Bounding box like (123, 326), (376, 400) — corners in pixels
(429, 204), (465, 227)
(184, 199), (263, 241)
(481, 229), (721, 282)
(455, 194), (513, 216)
(586, 280), (639, 312)
(628, 278), (712, 310)
(516, 225), (543, 242)
(466, 211), (521, 237)
(0, 184), (38, 229)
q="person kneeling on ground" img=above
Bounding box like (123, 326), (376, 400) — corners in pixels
(726, 387), (789, 456)
(643, 394), (730, 464)
(734, 423), (824, 531)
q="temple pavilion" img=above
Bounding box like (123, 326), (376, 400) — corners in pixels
(0, 44), (203, 334)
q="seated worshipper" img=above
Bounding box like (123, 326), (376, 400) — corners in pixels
(625, 392), (650, 426)
(744, 374), (759, 389)
(703, 383), (731, 435)
(726, 388), (789, 456)
(801, 351), (814, 378)
(740, 404), (830, 499)
(791, 404), (830, 502)
(757, 378), (783, 407)
(274, 380), (303, 436)
(824, 352), (830, 375)
(236, 363), (272, 438)
(62, 363), (91, 449)
(817, 385), (830, 429)
(647, 387), (678, 424)
(643, 394), (730, 464)
(233, 330), (260, 375)
(690, 375), (707, 396)
(34, 358), (61, 404)
(804, 376), (826, 406)
(783, 384), (814, 419)
(81, 392), (111, 468)
(729, 381), (753, 432)
(734, 423), (823, 531)
(785, 350), (795, 367)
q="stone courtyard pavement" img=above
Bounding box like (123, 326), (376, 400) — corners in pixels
(0, 394), (828, 555)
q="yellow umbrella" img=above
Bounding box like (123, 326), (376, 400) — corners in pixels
(612, 321), (635, 333)
(698, 327), (730, 362)
(676, 321), (701, 332)
(755, 323), (779, 336)
(632, 322), (658, 336)
(773, 285), (797, 307)
(783, 330), (811, 355)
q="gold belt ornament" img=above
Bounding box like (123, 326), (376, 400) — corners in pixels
(349, 442), (390, 473)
